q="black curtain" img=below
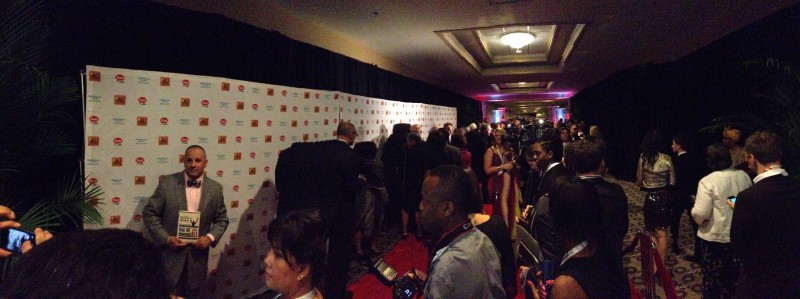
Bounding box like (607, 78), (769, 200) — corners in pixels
(571, 3), (800, 181)
(49, 0), (480, 125)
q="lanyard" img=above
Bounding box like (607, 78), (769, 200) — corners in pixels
(425, 221), (473, 280)
(559, 241), (588, 267)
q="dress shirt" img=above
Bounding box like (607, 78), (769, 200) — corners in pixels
(753, 165), (788, 183)
(183, 172), (215, 242)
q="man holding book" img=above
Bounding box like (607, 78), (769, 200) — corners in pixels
(143, 145), (229, 298)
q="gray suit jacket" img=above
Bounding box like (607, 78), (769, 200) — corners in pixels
(143, 171), (229, 290)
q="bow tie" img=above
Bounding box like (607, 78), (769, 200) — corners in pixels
(187, 179), (201, 188)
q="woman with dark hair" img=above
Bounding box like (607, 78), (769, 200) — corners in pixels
(483, 127), (522, 239)
(690, 143), (751, 298)
(547, 177), (613, 298)
(463, 169), (517, 299)
(559, 127), (571, 149)
(265, 210), (327, 299)
(635, 130), (676, 268)
(353, 141), (388, 257)
(450, 133), (471, 170)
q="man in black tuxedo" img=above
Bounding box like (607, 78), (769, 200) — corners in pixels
(731, 130), (800, 297)
(275, 122), (362, 299)
(531, 140), (570, 205)
(669, 134), (704, 261)
(563, 137), (629, 298)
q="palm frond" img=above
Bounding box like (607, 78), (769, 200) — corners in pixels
(28, 126), (76, 156)
(15, 201), (63, 230)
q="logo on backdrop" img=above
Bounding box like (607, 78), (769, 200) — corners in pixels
(221, 82), (230, 91)
(220, 119), (227, 126)
(114, 95), (126, 105)
(234, 152), (242, 160)
(133, 214), (142, 222)
(231, 200), (239, 209)
(87, 136), (100, 146)
(181, 136), (189, 144)
(111, 197), (121, 205)
(136, 157), (145, 165)
(160, 117), (169, 125)
(134, 176), (145, 185)
(236, 102), (244, 110)
(265, 135), (272, 143)
(199, 117), (209, 126)
(249, 167), (256, 175)
(88, 71), (101, 82)
(218, 136), (226, 144)
(216, 170), (224, 177)
(88, 177), (98, 186)
(159, 77), (170, 86)
(252, 104), (258, 110)
(180, 98), (190, 107)
(281, 90), (287, 97)
(115, 74), (125, 83)
(113, 137), (123, 146)
(238, 85), (245, 92)
(138, 97), (147, 105)
(182, 79), (190, 87)
(137, 117), (147, 126)
(201, 99), (210, 107)
(109, 215), (121, 225)
(267, 88), (274, 96)
(236, 136), (242, 143)
(89, 115), (99, 124)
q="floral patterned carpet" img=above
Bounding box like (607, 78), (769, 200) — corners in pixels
(614, 177), (702, 299)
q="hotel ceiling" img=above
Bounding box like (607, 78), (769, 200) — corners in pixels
(154, 0), (798, 107)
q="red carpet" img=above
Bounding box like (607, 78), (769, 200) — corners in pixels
(349, 204), (526, 299)
(349, 235), (429, 298)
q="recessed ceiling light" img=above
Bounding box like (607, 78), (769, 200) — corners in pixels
(500, 32), (535, 51)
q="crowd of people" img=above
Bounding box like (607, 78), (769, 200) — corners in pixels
(0, 119), (798, 299)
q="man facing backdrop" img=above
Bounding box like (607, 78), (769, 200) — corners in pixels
(143, 145), (229, 298)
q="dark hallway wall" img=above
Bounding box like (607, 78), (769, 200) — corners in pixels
(571, 3), (800, 181)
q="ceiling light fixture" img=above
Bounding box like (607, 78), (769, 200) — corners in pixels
(500, 32), (534, 53)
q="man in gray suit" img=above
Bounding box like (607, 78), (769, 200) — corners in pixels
(143, 145), (229, 298)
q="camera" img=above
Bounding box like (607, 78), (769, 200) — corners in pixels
(371, 257), (422, 299)
(0, 228), (36, 255)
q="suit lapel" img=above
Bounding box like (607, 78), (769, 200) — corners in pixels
(198, 178), (210, 213)
(175, 172), (188, 211)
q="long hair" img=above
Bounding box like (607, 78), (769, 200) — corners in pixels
(640, 130), (661, 168)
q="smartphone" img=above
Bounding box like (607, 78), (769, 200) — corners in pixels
(728, 196), (737, 204)
(0, 228), (36, 255)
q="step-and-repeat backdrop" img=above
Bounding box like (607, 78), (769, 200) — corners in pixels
(83, 65), (456, 299)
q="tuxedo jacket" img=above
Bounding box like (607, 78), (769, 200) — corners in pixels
(673, 152), (704, 200)
(536, 163), (571, 203)
(142, 171), (229, 289)
(731, 174), (800, 297)
(583, 177), (630, 298)
(275, 139), (361, 228)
